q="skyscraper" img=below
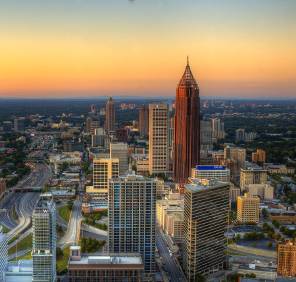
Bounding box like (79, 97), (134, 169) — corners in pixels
(277, 240), (296, 277)
(174, 58), (200, 185)
(32, 195), (56, 282)
(105, 97), (115, 132)
(148, 104), (169, 176)
(109, 172), (156, 274)
(138, 105), (149, 137)
(183, 179), (229, 280)
(92, 158), (119, 202)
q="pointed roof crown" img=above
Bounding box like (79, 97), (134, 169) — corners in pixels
(178, 57), (199, 89)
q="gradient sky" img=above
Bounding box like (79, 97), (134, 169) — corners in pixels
(0, 0), (295, 98)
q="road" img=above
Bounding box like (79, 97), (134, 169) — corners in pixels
(59, 198), (82, 248)
(156, 229), (187, 282)
(0, 163), (52, 242)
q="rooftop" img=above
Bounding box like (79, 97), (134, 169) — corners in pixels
(185, 178), (228, 193)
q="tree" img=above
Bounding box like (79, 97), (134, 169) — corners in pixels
(195, 273), (206, 282)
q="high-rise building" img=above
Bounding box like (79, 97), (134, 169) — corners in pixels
(252, 149), (266, 164)
(138, 105), (149, 137)
(183, 179), (229, 280)
(174, 58), (200, 185)
(91, 128), (107, 148)
(109, 172), (156, 274)
(32, 195), (56, 282)
(86, 117), (92, 133)
(148, 104), (169, 175)
(240, 163), (268, 191)
(237, 193), (260, 224)
(110, 142), (129, 175)
(277, 240), (296, 277)
(200, 120), (213, 158)
(105, 97), (115, 132)
(191, 165), (230, 183)
(92, 158), (119, 201)
(0, 178), (6, 200)
(0, 226), (8, 282)
(211, 118), (225, 141)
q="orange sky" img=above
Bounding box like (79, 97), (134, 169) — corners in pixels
(0, 1), (295, 98)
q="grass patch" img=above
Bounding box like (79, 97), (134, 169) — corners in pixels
(8, 234), (32, 255)
(57, 246), (70, 275)
(80, 237), (106, 253)
(8, 235), (19, 245)
(58, 204), (72, 222)
(83, 210), (108, 230)
(1, 225), (10, 233)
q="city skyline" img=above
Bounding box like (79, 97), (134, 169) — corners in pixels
(1, 0), (295, 98)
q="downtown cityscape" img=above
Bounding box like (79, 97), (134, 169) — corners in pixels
(0, 1), (296, 282)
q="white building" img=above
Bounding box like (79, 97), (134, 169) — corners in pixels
(191, 165), (230, 183)
(246, 183), (274, 201)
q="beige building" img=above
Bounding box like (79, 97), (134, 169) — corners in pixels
(135, 158), (149, 175)
(92, 158), (119, 201)
(240, 164), (268, 191)
(148, 104), (169, 175)
(277, 240), (296, 277)
(237, 193), (260, 224)
(247, 183), (274, 201)
(252, 149), (266, 164)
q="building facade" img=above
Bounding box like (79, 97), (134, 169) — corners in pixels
(138, 105), (149, 137)
(183, 179), (229, 280)
(32, 195), (56, 282)
(191, 165), (230, 183)
(92, 158), (119, 201)
(109, 173), (156, 274)
(277, 240), (296, 277)
(148, 104), (169, 175)
(105, 97), (115, 132)
(174, 59), (200, 185)
(237, 193), (260, 224)
(240, 164), (268, 191)
(110, 142), (129, 175)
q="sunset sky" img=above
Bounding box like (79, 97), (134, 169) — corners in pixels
(0, 0), (295, 98)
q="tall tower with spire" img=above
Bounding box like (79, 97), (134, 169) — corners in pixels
(174, 58), (200, 185)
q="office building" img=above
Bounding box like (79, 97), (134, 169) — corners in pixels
(109, 173), (156, 274)
(174, 58), (200, 185)
(91, 127), (107, 148)
(211, 118), (225, 141)
(191, 165), (230, 183)
(105, 97), (115, 132)
(240, 163), (268, 191)
(247, 183), (274, 201)
(252, 149), (266, 164)
(110, 142), (129, 175)
(183, 179), (229, 280)
(148, 103), (169, 175)
(0, 178), (6, 200)
(277, 240), (296, 277)
(237, 193), (260, 224)
(138, 105), (149, 137)
(92, 158), (119, 201)
(200, 120), (213, 158)
(0, 226), (7, 282)
(230, 186), (241, 202)
(32, 195), (56, 282)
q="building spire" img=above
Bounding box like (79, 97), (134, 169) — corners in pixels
(187, 56), (189, 66)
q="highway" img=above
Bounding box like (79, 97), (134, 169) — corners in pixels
(0, 163), (52, 242)
(59, 198), (83, 248)
(156, 228), (187, 282)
